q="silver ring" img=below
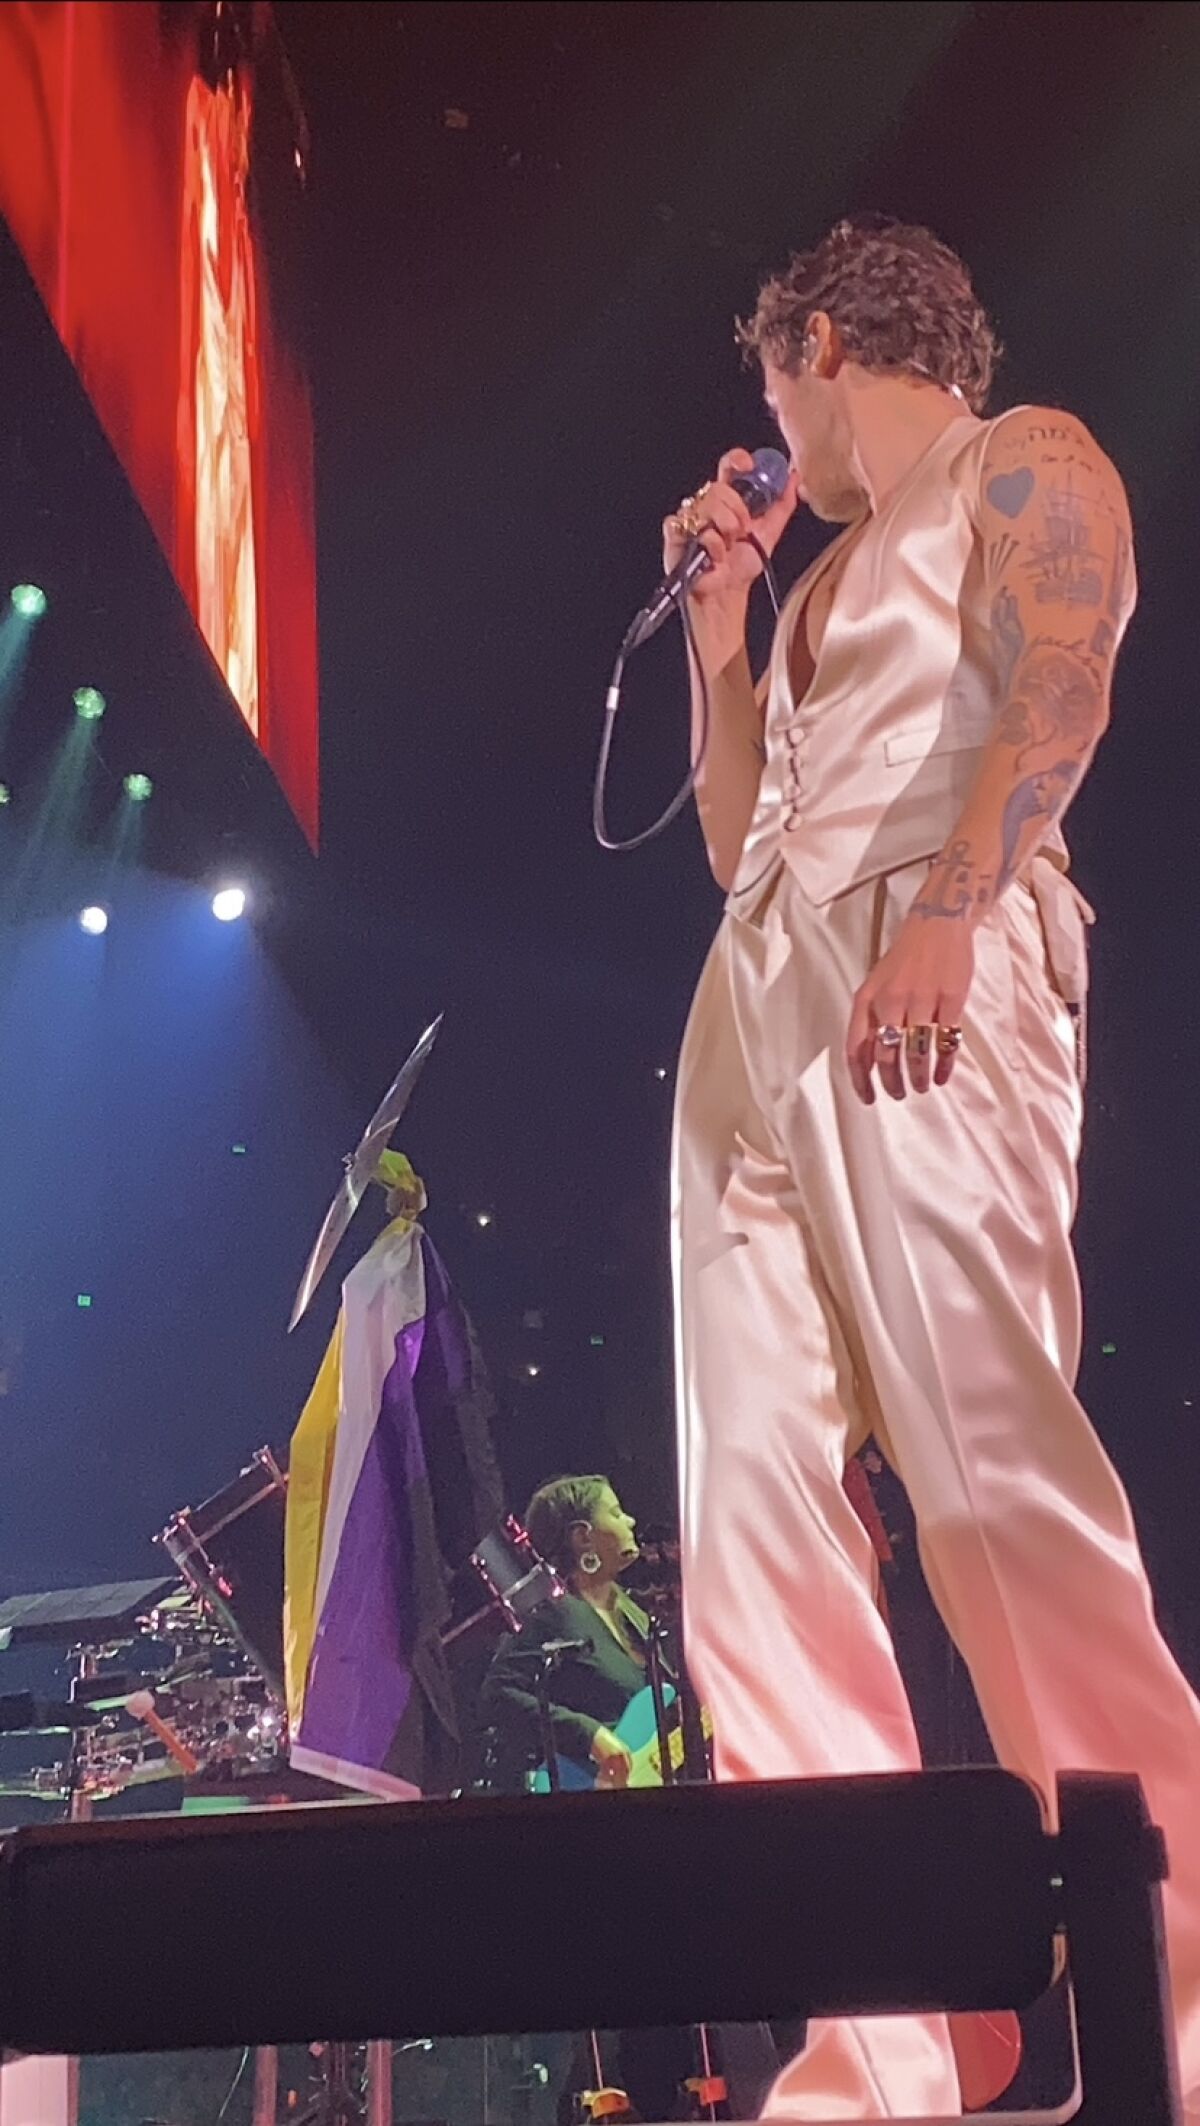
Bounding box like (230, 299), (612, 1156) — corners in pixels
(877, 1024), (904, 1050)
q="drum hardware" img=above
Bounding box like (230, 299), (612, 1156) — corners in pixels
(154, 1447), (289, 1693)
(0, 1692), (100, 1735)
(286, 2039), (396, 2126)
(0, 1578), (175, 1651)
(0, 1451), (323, 2124)
(0, 1668), (288, 1805)
(441, 1516), (566, 1655)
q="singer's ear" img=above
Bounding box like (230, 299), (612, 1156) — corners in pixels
(802, 310), (842, 380)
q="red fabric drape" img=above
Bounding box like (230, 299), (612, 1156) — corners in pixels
(0, 1), (319, 845)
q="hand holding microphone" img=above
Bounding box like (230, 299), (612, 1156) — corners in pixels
(596, 444), (796, 850)
(663, 446), (797, 583)
(623, 446), (796, 649)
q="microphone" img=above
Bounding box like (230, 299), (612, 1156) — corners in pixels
(505, 1638), (589, 1661)
(624, 447), (790, 651)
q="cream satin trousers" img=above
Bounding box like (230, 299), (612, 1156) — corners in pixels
(672, 855), (1200, 2121)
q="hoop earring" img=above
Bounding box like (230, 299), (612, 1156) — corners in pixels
(579, 1550), (602, 1577)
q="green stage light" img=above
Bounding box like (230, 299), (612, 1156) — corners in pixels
(76, 1294), (93, 1309)
(123, 772), (153, 802)
(10, 584), (47, 618)
(73, 686), (106, 722)
(0, 784), (10, 807)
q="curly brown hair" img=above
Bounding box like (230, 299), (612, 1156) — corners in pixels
(738, 216), (1000, 416)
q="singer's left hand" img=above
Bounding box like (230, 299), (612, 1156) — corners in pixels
(845, 914), (975, 1104)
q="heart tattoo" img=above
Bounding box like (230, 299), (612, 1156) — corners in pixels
(986, 466), (1035, 520)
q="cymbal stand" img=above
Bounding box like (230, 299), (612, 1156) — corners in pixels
(63, 1643), (102, 2126)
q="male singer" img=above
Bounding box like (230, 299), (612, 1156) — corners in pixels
(668, 217), (1200, 2118)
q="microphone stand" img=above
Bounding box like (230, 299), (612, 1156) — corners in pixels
(530, 1648), (565, 1798)
(674, 1613), (709, 1787)
(643, 1614), (677, 1787)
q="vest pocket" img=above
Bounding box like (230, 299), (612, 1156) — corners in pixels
(884, 721), (986, 767)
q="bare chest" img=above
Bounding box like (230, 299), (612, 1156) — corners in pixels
(785, 534), (860, 708)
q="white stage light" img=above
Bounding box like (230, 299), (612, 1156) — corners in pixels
(78, 905), (109, 935)
(212, 886), (247, 923)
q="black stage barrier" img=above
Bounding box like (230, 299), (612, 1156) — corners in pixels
(0, 1768), (1182, 2123)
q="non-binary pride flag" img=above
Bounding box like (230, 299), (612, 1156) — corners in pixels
(284, 1156), (496, 1798)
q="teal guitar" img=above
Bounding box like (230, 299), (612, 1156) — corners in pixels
(534, 1684), (712, 1792)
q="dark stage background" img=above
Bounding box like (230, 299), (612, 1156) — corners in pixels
(1, 0), (1198, 1678)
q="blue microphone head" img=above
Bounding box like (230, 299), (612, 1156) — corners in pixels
(735, 446), (791, 517)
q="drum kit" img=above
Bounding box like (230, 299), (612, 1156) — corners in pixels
(0, 1450), (290, 1816)
(0, 1476), (587, 2126)
(0, 1452), (401, 2126)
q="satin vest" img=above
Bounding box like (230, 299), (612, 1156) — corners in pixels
(729, 409), (1079, 911)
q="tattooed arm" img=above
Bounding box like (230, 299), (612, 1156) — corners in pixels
(911, 409), (1133, 923)
(846, 408), (1133, 1104)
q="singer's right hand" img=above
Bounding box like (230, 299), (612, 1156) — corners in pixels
(661, 448), (799, 605)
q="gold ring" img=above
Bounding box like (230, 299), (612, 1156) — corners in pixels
(936, 1025), (963, 1055)
(906, 1026), (934, 1058)
(670, 486), (711, 541)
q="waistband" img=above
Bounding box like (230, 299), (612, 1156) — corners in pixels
(730, 849), (1094, 1006)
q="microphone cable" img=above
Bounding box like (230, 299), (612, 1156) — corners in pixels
(592, 532), (779, 854)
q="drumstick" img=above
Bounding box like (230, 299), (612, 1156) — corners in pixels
(125, 1690), (201, 1776)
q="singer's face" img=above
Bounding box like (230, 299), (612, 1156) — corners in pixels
(763, 362), (865, 525)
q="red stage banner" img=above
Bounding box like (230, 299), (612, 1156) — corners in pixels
(0, 0), (319, 846)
